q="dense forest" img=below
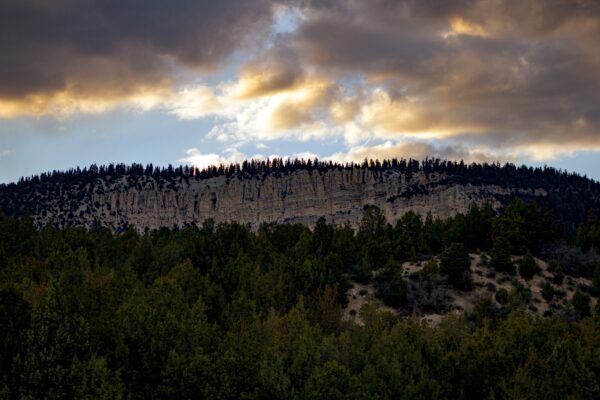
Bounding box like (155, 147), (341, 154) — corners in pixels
(3, 199), (600, 399)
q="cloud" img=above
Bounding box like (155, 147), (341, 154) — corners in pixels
(0, 0), (276, 116)
(284, 0), (600, 157)
(177, 139), (511, 172)
(328, 140), (511, 165)
(178, 146), (321, 170)
(227, 45), (305, 99)
(178, 148), (248, 170)
(4, 0), (600, 166)
(166, 86), (224, 120)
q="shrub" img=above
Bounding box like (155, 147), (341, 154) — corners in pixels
(518, 252), (538, 280)
(440, 243), (471, 289)
(473, 297), (497, 326)
(420, 259), (439, 276)
(553, 267), (565, 285)
(353, 258), (372, 284)
(572, 289), (591, 318)
(592, 264), (600, 296)
(490, 237), (515, 274)
(541, 281), (555, 302)
(375, 260), (408, 307)
(495, 288), (509, 305)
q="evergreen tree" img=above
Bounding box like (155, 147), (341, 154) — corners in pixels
(0, 288), (30, 398)
(375, 260), (408, 307)
(518, 253), (538, 280)
(495, 288), (509, 305)
(572, 290), (591, 319)
(490, 237), (515, 274)
(542, 281), (555, 302)
(357, 205), (387, 241)
(440, 243), (471, 288)
(14, 286), (121, 399)
(592, 264), (600, 296)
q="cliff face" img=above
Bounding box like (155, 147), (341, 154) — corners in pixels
(0, 168), (549, 231)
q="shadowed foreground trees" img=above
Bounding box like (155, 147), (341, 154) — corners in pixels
(1, 201), (600, 399)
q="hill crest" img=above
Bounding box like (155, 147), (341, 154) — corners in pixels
(1, 158), (599, 232)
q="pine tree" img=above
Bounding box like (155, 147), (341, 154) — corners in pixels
(440, 243), (471, 288)
(490, 237), (515, 274)
(518, 252), (538, 280)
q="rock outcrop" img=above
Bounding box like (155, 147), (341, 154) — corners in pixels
(0, 167), (553, 231)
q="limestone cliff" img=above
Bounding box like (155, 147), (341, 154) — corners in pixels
(0, 166), (563, 232)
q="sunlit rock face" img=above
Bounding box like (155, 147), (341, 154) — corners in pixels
(0, 167), (551, 232)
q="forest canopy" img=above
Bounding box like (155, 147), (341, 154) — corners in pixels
(2, 200), (600, 399)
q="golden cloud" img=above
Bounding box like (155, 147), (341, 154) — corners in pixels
(0, 84), (172, 118)
(229, 65), (304, 99)
(447, 16), (489, 38)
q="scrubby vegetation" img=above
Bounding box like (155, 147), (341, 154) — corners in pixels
(3, 198), (600, 399)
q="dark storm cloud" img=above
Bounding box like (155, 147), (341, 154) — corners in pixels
(233, 45), (305, 99)
(0, 0), (275, 99)
(287, 0), (600, 152)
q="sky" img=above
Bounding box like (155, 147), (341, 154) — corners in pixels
(1, 0), (600, 183)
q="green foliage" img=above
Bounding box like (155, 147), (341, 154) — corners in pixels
(357, 205), (387, 241)
(0, 287), (30, 397)
(490, 237), (515, 274)
(365, 239), (392, 269)
(353, 257), (372, 284)
(495, 288), (509, 305)
(542, 281), (555, 302)
(518, 253), (539, 280)
(440, 243), (471, 288)
(472, 296), (497, 326)
(551, 263), (565, 285)
(592, 265), (600, 296)
(576, 209), (600, 252)
(375, 260), (408, 307)
(301, 361), (354, 400)
(1, 203), (600, 399)
(493, 198), (558, 254)
(505, 286), (531, 311)
(14, 285), (122, 399)
(572, 290), (591, 319)
(444, 203), (495, 251)
(421, 259), (439, 276)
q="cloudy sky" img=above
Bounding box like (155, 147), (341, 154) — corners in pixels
(1, 0), (599, 183)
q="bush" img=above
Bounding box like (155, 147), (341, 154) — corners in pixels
(572, 290), (591, 319)
(440, 243), (471, 289)
(375, 260), (408, 307)
(490, 237), (515, 274)
(495, 288), (509, 305)
(353, 258), (372, 284)
(592, 264), (600, 296)
(541, 281), (555, 302)
(548, 261), (560, 273)
(472, 297), (497, 326)
(553, 267), (565, 285)
(518, 253), (538, 280)
(421, 259), (439, 276)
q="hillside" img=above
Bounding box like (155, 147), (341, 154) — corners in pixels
(345, 253), (597, 326)
(3, 201), (600, 399)
(1, 159), (599, 232)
